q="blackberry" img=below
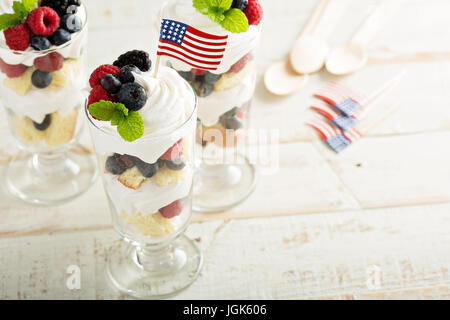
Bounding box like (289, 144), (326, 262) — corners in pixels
(41, 0), (81, 17)
(113, 50), (152, 72)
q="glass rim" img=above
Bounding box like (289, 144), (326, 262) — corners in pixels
(0, 3), (88, 55)
(85, 77), (198, 141)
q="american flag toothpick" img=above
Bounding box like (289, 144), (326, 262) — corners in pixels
(155, 19), (228, 76)
(312, 71), (405, 130)
(307, 102), (402, 153)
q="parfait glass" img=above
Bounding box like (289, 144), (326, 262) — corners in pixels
(86, 84), (202, 299)
(1, 4), (97, 205)
(159, 0), (261, 212)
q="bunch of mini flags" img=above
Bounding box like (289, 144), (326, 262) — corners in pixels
(307, 82), (367, 153)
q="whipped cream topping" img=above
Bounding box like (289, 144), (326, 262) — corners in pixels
(0, 0), (13, 14)
(105, 166), (193, 217)
(160, 0), (261, 74)
(0, 4), (88, 66)
(89, 66), (197, 164)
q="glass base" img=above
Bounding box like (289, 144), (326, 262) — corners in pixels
(106, 236), (203, 299)
(193, 155), (257, 213)
(4, 148), (98, 205)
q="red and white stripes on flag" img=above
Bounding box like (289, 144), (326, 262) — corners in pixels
(306, 116), (361, 143)
(157, 19), (228, 71)
(314, 82), (366, 106)
(306, 117), (341, 141)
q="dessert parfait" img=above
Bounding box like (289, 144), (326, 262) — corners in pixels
(0, 0), (87, 149)
(86, 50), (201, 298)
(160, 0), (263, 212)
(0, 0), (95, 205)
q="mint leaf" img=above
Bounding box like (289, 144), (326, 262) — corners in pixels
(193, 0), (210, 14)
(117, 111), (144, 142)
(210, 0), (232, 11)
(111, 111), (125, 126)
(13, 1), (28, 21)
(221, 8), (248, 33)
(22, 0), (37, 12)
(0, 13), (22, 30)
(88, 100), (128, 121)
(208, 8), (225, 23)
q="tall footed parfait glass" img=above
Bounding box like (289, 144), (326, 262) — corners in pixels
(160, 0), (262, 212)
(0, 4), (97, 205)
(86, 65), (201, 299)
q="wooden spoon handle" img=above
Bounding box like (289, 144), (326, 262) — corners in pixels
(301, 0), (331, 37)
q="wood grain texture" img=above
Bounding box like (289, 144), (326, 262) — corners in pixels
(1, 0), (450, 300)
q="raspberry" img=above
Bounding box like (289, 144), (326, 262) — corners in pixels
(88, 85), (110, 107)
(89, 64), (120, 88)
(27, 7), (60, 36)
(160, 199), (183, 219)
(0, 58), (28, 78)
(244, 0), (263, 25)
(191, 68), (207, 76)
(160, 139), (184, 161)
(229, 53), (251, 73)
(34, 52), (64, 72)
(113, 50), (152, 72)
(236, 108), (245, 119)
(4, 24), (31, 51)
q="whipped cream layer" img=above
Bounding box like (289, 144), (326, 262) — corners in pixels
(0, 67), (86, 123)
(105, 166), (193, 217)
(160, 0), (261, 74)
(89, 66), (197, 165)
(0, 0), (13, 14)
(0, 5), (88, 66)
(199, 65), (256, 127)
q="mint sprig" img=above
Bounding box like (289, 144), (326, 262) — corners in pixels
(89, 100), (144, 142)
(0, 0), (37, 30)
(193, 0), (248, 33)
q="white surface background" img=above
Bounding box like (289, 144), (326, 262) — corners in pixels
(0, 0), (450, 299)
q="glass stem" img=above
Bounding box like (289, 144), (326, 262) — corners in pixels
(135, 242), (184, 275)
(32, 151), (73, 175)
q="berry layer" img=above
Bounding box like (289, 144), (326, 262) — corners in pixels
(89, 66), (197, 165)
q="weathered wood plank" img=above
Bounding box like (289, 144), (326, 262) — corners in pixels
(1, 203), (449, 299)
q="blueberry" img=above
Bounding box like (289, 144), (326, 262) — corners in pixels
(118, 65), (141, 84)
(49, 29), (71, 46)
(165, 156), (186, 171)
(66, 5), (78, 14)
(134, 158), (159, 178)
(178, 71), (195, 82)
(31, 70), (52, 88)
(118, 83), (148, 111)
(61, 14), (82, 33)
(105, 154), (127, 175)
(30, 35), (51, 51)
(101, 74), (121, 94)
(219, 107), (243, 130)
(231, 0), (248, 11)
(33, 114), (52, 131)
(204, 72), (221, 84)
(194, 81), (213, 97)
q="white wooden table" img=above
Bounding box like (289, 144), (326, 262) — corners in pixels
(1, 0), (450, 299)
